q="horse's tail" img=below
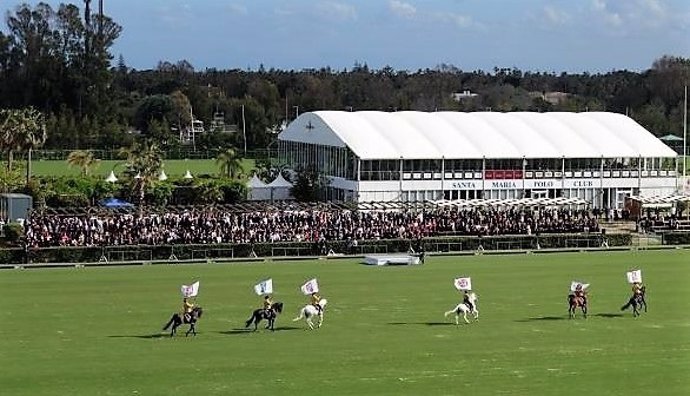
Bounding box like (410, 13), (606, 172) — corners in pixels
(292, 307), (305, 322)
(162, 314), (176, 331)
(621, 299), (632, 311)
(245, 315), (254, 328)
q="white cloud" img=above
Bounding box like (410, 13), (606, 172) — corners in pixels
(588, 0), (678, 30)
(432, 11), (474, 28)
(543, 6), (570, 26)
(389, 0), (417, 19)
(316, 1), (357, 21)
(227, 3), (248, 16)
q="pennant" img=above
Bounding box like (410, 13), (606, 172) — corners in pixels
(254, 279), (274, 296)
(300, 278), (319, 295)
(181, 281), (200, 297)
(454, 277), (472, 291)
(626, 270), (642, 284)
(570, 281), (589, 292)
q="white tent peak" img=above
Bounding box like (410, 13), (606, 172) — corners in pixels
(248, 174), (268, 188)
(267, 173), (293, 188)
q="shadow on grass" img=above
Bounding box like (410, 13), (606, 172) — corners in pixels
(108, 333), (172, 339)
(514, 316), (568, 322)
(220, 326), (301, 335)
(594, 313), (625, 318)
(387, 322), (455, 326)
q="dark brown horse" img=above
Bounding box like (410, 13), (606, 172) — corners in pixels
(621, 286), (647, 317)
(162, 306), (203, 337)
(568, 294), (587, 319)
(245, 302), (284, 331)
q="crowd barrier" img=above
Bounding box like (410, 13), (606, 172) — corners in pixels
(0, 232), (636, 266)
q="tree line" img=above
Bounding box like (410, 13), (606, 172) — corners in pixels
(1, 2), (689, 156)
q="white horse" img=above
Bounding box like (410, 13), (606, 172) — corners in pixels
(292, 299), (328, 329)
(444, 293), (479, 324)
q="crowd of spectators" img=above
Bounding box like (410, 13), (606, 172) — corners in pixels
(24, 207), (600, 248)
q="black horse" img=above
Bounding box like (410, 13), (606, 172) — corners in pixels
(245, 302), (283, 331)
(162, 306), (203, 337)
(621, 286), (647, 317)
(568, 294), (587, 319)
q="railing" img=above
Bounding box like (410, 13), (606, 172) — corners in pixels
(0, 232), (631, 266)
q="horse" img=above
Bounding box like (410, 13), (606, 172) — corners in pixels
(568, 293), (587, 319)
(162, 306), (203, 337)
(245, 302), (284, 331)
(292, 299), (328, 329)
(444, 292), (479, 324)
(621, 286), (647, 317)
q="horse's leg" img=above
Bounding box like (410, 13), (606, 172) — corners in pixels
(582, 304), (587, 319)
(317, 313), (323, 328)
(463, 311), (469, 324)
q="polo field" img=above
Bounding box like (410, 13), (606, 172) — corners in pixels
(1, 249), (688, 395)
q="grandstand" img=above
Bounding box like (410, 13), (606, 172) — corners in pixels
(278, 111), (679, 208)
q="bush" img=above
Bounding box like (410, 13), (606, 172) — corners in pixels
(3, 223), (24, 243)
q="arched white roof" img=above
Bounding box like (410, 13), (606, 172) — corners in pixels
(278, 111), (676, 160)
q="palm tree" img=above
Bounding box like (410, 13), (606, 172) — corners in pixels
(1, 108), (46, 182)
(119, 140), (163, 205)
(216, 147), (243, 179)
(67, 150), (100, 176)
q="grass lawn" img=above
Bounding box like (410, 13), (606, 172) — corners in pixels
(30, 158), (256, 178)
(1, 250), (689, 395)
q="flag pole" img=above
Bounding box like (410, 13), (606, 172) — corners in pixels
(683, 85), (688, 179)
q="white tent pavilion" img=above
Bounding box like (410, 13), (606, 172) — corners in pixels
(248, 174), (270, 201)
(266, 174), (294, 201)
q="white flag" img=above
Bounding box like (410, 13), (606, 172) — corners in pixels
(454, 277), (472, 291)
(254, 279), (273, 295)
(300, 278), (319, 295)
(181, 281), (200, 297)
(570, 281), (589, 292)
(626, 270), (642, 284)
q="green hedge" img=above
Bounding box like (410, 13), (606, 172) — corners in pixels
(0, 232), (636, 265)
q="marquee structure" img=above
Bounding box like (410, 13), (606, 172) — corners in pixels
(278, 111), (679, 209)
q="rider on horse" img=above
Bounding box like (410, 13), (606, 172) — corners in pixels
(631, 281), (645, 302)
(632, 281), (644, 297)
(462, 290), (474, 311)
(263, 294), (274, 316)
(573, 283), (587, 306)
(182, 297), (195, 322)
(311, 292), (323, 314)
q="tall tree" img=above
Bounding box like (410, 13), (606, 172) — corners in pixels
(67, 149), (99, 176)
(216, 147), (243, 179)
(119, 140), (163, 205)
(0, 107), (46, 182)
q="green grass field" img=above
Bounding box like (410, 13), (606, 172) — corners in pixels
(30, 158), (256, 178)
(1, 250), (689, 395)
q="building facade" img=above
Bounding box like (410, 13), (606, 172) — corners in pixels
(278, 111), (679, 209)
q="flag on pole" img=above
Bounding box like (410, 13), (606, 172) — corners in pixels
(181, 281), (200, 297)
(254, 279), (274, 295)
(626, 270), (642, 284)
(300, 278), (319, 295)
(453, 277), (472, 291)
(570, 281), (589, 292)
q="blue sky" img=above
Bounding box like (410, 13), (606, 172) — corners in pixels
(7, 0), (690, 73)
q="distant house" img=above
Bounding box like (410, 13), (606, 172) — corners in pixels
(451, 90), (478, 101)
(529, 91), (570, 105)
